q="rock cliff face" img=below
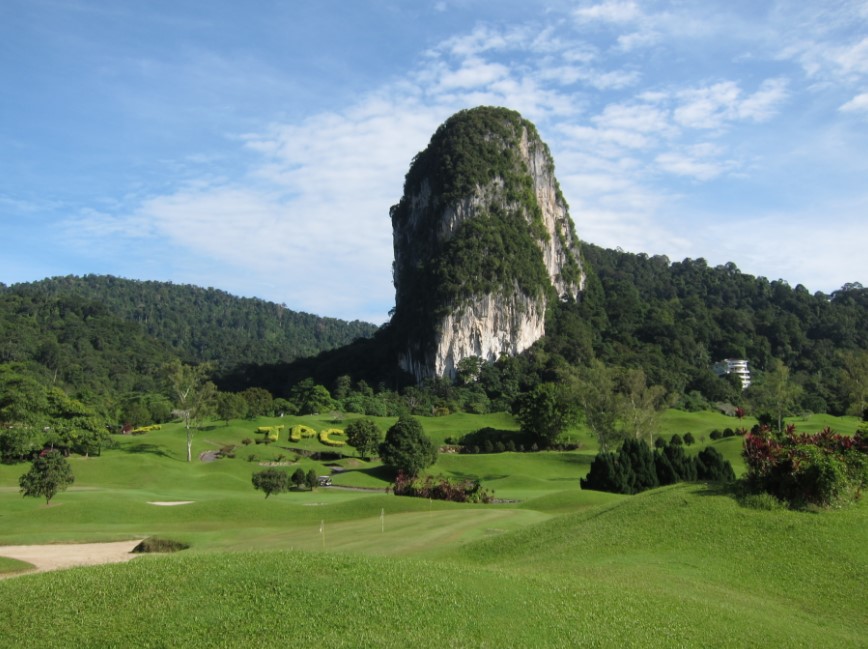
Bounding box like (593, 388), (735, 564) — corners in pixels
(389, 107), (584, 381)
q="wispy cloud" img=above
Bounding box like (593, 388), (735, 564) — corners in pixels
(840, 91), (868, 113)
(15, 0), (865, 320)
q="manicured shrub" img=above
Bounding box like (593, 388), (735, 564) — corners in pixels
(581, 452), (630, 494)
(620, 438), (659, 493)
(582, 438), (732, 495)
(742, 427), (868, 508)
(257, 426), (283, 443)
(669, 434), (683, 446)
(709, 430), (722, 440)
(319, 429), (346, 447)
(695, 446), (735, 483)
(289, 425), (316, 443)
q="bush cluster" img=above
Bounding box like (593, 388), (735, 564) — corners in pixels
(742, 426), (867, 508)
(391, 471), (492, 503)
(580, 438), (735, 495)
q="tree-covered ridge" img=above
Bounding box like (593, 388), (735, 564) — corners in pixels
(2, 275), (378, 372)
(0, 289), (176, 403)
(567, 244), (868, 415)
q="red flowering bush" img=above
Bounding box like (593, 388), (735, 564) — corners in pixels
(743, 426), (867, 507)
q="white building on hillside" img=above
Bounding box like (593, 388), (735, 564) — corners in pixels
(713, 358), (751, 390)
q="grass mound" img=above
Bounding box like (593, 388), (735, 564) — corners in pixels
(0, 485), (864, 648)
(132, 537), (190, 553)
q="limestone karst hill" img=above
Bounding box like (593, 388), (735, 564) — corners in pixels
(389, 106), (584, 381)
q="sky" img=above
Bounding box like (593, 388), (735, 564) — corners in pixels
(1, 1), (867, 324)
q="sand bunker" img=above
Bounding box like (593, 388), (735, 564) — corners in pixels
(147, 501), (194, 506)
(0, 540), (142, 577)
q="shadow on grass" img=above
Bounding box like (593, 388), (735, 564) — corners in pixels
(441, 469), (509, 482)
(341, 465), (394, 482)
(120, 443), (177, 460)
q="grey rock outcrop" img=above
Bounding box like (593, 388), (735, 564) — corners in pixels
(389, 107), (584, 381)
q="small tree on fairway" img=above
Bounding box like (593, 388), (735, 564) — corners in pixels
(379, 416), (437, 477)
(19, 449), (74, 505)
(305, 468), (319, 490)
(345, 418), (381, 460)
(251, 468), (289, 498)
(165, 360), (216, 462)
(291, 467), (306, 490)
(683, 432), (696, 446)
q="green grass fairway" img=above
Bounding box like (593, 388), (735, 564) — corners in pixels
(0, 410), (865, 646)
(0, 485), (864, 647)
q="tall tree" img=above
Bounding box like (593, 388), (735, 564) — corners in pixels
(616, 369), (669, 445)
(19, 449), (74, 505)
(344, 418), (382, 460)
(379, 416), (437, 477)
(513, 382), (580, 448)
(165, 361), (216, 462)
(839, 350), (868, 417)
(747, 360), (803, 432)
(575, 364), (623, 453)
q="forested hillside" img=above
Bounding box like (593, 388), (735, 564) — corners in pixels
(1, 276), (377, 371)
(570, 244), (867, 415)
(256, 244), (867, 419)
(1, 248), (865, 429)
(0, 290), (176, 400)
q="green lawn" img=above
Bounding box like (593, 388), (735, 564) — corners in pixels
(0, 410), (865, 647)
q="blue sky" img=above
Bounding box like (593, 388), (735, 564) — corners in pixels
(2, 0), (867, 324)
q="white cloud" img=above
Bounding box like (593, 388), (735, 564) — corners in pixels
(617, 30), (661, 52)
(574, 1), (641, 24)
(436, 57), (510, 90)
(594, 102), (672, 134)
(840, 91), (868, 112)
(735, 78), (789, 121)
(655, 145), (735, 181)
(673, 79), (787, 129)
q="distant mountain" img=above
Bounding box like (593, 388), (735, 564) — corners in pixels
(1, 275), (378, 374)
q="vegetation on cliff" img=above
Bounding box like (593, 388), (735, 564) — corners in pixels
(389, 107), (576, 360)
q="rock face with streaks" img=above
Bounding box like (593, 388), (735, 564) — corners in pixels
(389, 107), (584, 381)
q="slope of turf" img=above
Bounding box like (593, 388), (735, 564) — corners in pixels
(0, 484), (864, 647)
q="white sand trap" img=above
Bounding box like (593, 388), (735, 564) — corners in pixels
(147, 501), (194, 506)
(0, 540), (142, 577)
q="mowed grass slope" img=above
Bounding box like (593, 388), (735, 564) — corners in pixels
(1, 410), (865, 646)
(0, 484), (864, 648)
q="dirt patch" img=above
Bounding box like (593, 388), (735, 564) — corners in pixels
(0, 540), (142, 578)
